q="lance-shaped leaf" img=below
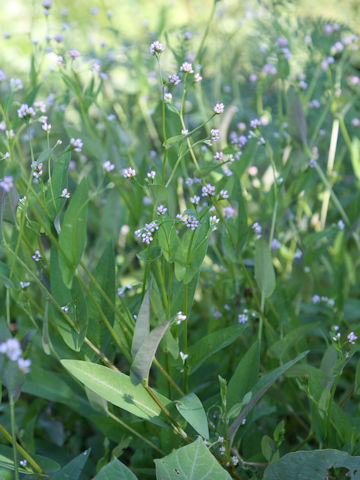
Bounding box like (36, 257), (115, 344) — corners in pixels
(188, 324), (247, 374)
(175, 393), (209, 439)
(228, 351), (308, 440)
(255, 238), (276, 299)
(287, 86), (307, 147)
(46, 151), (70, 220)
(61, 360), (170, 426)
(155, 437), (232, 480)
(130, 320), (171, 385)
(52, 450), (91, 480)
(58, 178), (88, 288)
(263, 449), (360, 480)
(131, 283), (151, 359)
(94, 458), (138, 479)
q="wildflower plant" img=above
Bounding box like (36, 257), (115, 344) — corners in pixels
(1, 1), (360, 479)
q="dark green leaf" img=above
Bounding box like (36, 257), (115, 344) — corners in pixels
(175, 393), (209, 439)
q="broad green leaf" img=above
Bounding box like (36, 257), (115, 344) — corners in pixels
(188, 324), (246, 374)
(22, 365), (77, 405)
(0, 444), (59, 475)
(287, 86), (307, 147)
(50, 248), (85, 351)
(132, 284), (151, 359)
(228, 351), (308, 440)
(158, 220), (179, 263)
(263, 449), (360, 480)
(174, 222), (209, 284)
(227, 341), (260, 409)
(52, 450), (91, 480)
(94, 458), (138, 479)
(155, 437), (232, 480)
(175, 393), (209, 439)
(351, 137), (360, 180)
(130, 320), (171, 384)
(255, 238), (276, 299)
(87, 242), (115, 346)
(0, 261), (13, 288)
(46, 151), (70, 219)
(137, 245), (162, 263)
(61, 360), (170, 426)
(148, 184), (168, 204)
(59, 178), (88, 288)
(267, 323), (319, 359)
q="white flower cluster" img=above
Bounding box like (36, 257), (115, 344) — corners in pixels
(135, 221), (159, 244)
(70, 137), (83, 152)
(150, 40), (165, 56)
(0, 338), (31, 374)
(17, 104), (36, 119)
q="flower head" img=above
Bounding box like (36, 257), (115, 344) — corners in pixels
(213, 102), (224, 114)
(150, 40), (165, 56)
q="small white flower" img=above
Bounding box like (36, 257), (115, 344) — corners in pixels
(190, 195), (200, 205)
(19, 459), (27, 467)
(348, 332), (358, 345)
(219, 189), (229, 199)
(251, 222), (262, 235)
(194, 72), (203, 82)
(19, 281), (30, 289)
(180, 62), (194, 73)
(176, 311), (187, 324)
(164, 92), (172, 102)
(32, 249), (41, 262)
(185, 215), (199, 230)
(271, 238), (281, 250)
(213, 102), (224, 114)
(18, 357), (31, 374)
(156, 204), (167, 216)
(0, 176), (14, 192)
(337, 219), (345, 230)
(17, 104), (36, 119)
(0, 338), (22, 361)
(181, 129), (189, 135)
(70, 138), (83, 152)
(210, 128), (220, 142)
(147, 170), (156, 179)
(103, 160), (115, 172)
(122, 167), (136, 178)
(202, 183), (215, 197)
(168, 73), (181, 85)
(179, 351), (189, 362)
(150, 40), (165, 56)
(61, 188), (71, 199)
(42, 122), (51, 132)
(69, 49), (81, 59)
(61, 305), (69, 313)
(238, 313), (248, 324)
(223, 206), (235, 219)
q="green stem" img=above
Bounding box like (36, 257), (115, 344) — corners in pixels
(10, 395), (19, 480)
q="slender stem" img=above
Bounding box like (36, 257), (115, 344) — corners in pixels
(10, 395), (20, 480)
(0, 423), (45, 475)
(107, 410), (165, 455)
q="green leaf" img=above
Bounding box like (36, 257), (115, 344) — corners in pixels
(137, 245), (162, 263)
(228, 351), (308, 440)
(287, 86), (307, 147)
(148, 184), (168, 204)
(132, 285), (151, 359)
(227, 341), (260, 410)
(0, 261), (13, 288)
(155, 437), (232, 480)
(175, 222), (209, 284)
(87, 242), (115, 346)
(22, 365), (77, 405)
(0, 444), (59, 475)
(158, 221), (179, 263)
(267, 323), (319, 359)
(52, 450), (91, 480)
(130, 320), (171, 384)
(46, 151), (70, 219)
(188, 324), (246, 374)
(255, 238), (276, 299)
(263, 449), (360, 480)
(351, 137), (360, 180)
(166, 103), (180, 115)
(175, 393), (209, 439)
(61, 360), (171, 426)
(59, 178), (88, 288)
(94, 458), (138, 479)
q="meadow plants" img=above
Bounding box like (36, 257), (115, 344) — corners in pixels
(1, 0), (360, 478)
